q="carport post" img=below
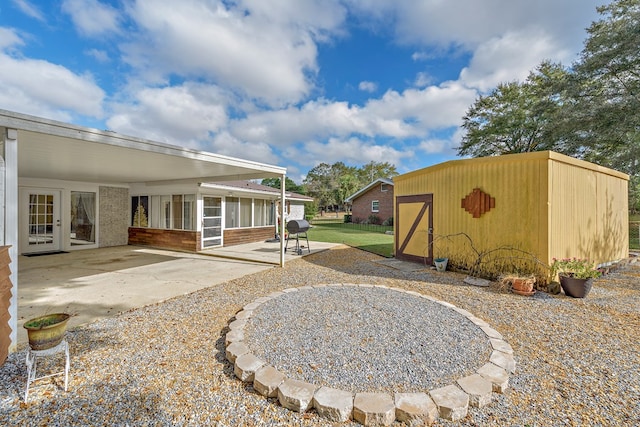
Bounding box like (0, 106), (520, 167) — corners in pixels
(2, 128), (18, 353)
(280, 174), (286, 267)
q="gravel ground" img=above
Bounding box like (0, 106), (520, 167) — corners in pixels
(245, 286), (492, 394)
(1, 245), (638, 426)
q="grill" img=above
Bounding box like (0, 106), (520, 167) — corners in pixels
(285, 219), (310, 255)
(286, 219), (310, 234)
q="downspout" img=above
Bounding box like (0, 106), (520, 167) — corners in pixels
(280, 174), (286, 267)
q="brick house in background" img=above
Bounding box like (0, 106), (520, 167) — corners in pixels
(345, 178), (394, 224)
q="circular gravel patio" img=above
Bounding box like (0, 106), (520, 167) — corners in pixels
(226, 284), (515, 424)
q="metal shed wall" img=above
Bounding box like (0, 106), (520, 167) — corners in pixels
(548, 154), (629, 263)
(394, 151), (628, 276)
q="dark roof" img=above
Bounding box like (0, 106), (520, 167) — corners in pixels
(206, 180), (313, 201)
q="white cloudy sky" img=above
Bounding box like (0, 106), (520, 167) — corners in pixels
(0, 0), (604, 181)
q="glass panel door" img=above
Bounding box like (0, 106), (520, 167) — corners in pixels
(23, 189), (61, 253)
(202, 197), (222, 248)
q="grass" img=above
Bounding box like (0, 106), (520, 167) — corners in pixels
(306, 223), (394, 257)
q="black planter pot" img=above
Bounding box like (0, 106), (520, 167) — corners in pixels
(559, 275), (592, 298)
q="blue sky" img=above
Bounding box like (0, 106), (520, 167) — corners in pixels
(0, 0), (604, 183)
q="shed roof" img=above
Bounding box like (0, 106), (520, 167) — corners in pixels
(395, 151), (629, 182)
(1, 109), (286, 185)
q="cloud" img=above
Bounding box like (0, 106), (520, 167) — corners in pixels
(107, 82), (230, 146)
(121, 0), (346, 106)
(0, 29), (104, 118)
(297, 137), (412, 169)
(359, 81), (378, 92)
(0, 27), (24, 50)
(210, 131), (279, 165)
(61, 0), (121, 37)
(85, 48), (110, 63)
(459, 29), (570, 92)
(11, 0), (45, 22)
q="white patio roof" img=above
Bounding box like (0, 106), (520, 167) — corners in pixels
(1, 109), (286, 184)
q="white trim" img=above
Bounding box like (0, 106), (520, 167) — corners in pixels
(371, 200), (380, 213)
(4, 129), (18, 352)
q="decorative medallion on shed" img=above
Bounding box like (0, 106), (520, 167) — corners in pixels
(462, 188), (495, 218)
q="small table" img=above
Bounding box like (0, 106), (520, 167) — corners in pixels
(25, 340), (70, 402)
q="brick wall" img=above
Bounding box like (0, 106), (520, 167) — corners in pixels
(351, 184), (394, 223)
(224, 227), (275, 246)
(0, 246), (12, 366)
(128, 228), (200, 252)
(99, 186), (129, 247)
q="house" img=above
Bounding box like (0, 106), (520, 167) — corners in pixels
(0, 109), (288, 358)
(393, 151), (629, 278)
(345, 178), (394, 224)
(128, 180), (312, 250)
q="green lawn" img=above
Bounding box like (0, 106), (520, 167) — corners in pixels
(307, 223), (394, 257)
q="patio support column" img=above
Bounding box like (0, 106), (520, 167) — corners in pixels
(280, 174), (286, 267)
(3, 128), (18, 352)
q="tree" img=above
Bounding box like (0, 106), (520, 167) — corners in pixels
(303, 161), (396, 208)
(357, 161), (399, 183)
(303, 162), (336, 208)
(559, 0), (640, 209)
(459, 62), (567, 157)
(260, 177), (305, 194)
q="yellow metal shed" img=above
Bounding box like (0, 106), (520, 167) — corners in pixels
(394, 151), (629, 279)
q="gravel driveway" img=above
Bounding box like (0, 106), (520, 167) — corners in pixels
(1, 245), (638, 426)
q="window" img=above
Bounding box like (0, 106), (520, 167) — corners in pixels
(131, 196), (149, 227)
(381, 183), (389, 192)
(71, 191), (96, 245)
(371, 200), (379, 213)
(225, 197), (239, 228)
(254, 200), (265, 226)
(138, 194), (195, 230)
(240, 198), (252, 227)
(266, 201), (275, 225)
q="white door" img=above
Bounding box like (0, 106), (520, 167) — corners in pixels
(202, 196), (222, 248)
(20, 189), (62, 254)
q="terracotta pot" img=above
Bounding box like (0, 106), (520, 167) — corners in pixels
(559, 275), (592, 298)
(511, 277), (535, 296)
(24, 313), (70, 350)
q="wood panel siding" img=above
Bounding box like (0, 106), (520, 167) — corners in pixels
(0, 246), (12, 366)
(128, 228), (200, 252)
(224, 227), (275, 247)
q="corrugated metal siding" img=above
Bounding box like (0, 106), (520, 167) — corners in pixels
(395, 151), (628, 277)
(549, 159), (628, 263)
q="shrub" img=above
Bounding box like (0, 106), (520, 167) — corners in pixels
(367, 214), (381, 225)
(344, 214), (352, 223)
(382, 217), (393, 226)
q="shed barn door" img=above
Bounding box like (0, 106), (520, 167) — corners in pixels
(395, 195), (433, 264)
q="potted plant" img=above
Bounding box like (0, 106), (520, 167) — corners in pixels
(500, 274), (536, 296)
(550, 258), (602, 298)
(23, 313), (71, 350)
(433, 257), (448, 272)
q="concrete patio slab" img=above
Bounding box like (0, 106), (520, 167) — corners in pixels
(17, 242), (336, 345)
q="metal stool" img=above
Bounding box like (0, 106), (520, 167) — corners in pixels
(25, 340), (70, 402)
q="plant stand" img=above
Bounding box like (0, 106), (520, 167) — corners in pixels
(24, 339), (70, 402)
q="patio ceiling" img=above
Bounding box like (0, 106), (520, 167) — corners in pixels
(2, 110), (285, 184)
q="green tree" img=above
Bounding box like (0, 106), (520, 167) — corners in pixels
(459, 62), (567, 157)
(559, 0), (640, 209)
(357, 161), (398, 184)
(260, 177), (305, 194)
(303, 162), (335, 208)
(304, 161), (396, 208)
